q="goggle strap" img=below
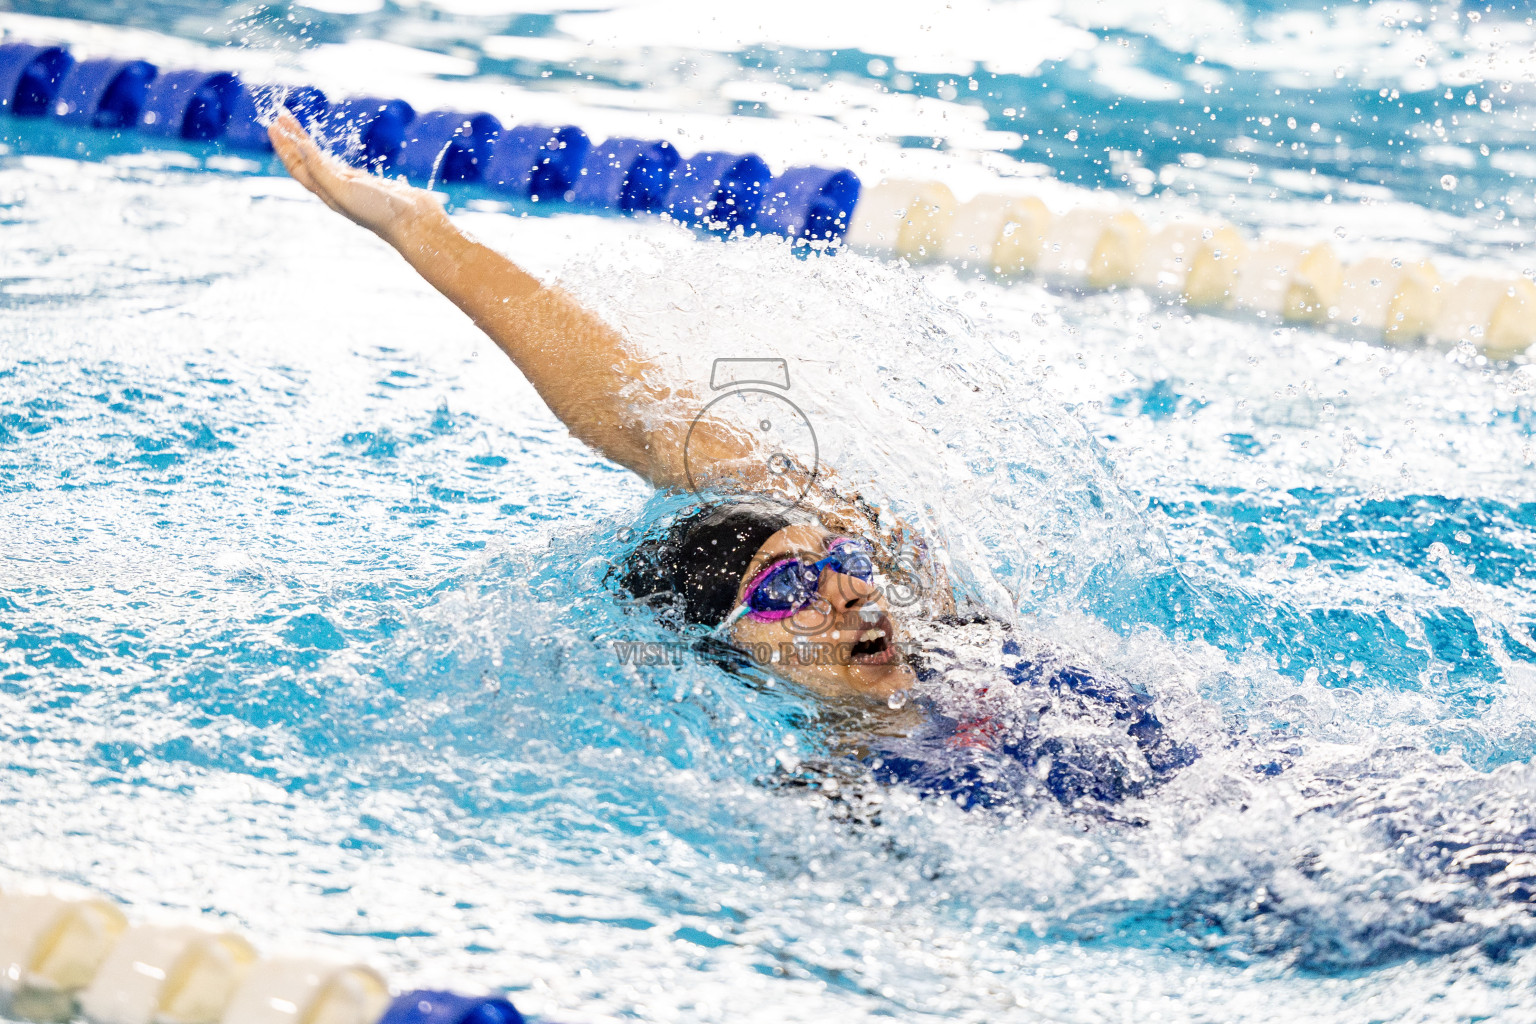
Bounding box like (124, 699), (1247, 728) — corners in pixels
(713, 603), (751, 636)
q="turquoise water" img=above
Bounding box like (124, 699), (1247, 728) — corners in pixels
(4, 2), (1536, 1021)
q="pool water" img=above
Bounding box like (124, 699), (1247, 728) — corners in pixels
(4, 1), (1536, 1021)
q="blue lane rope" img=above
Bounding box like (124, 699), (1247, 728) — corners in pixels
(226, 83), (328, 149)
(140, 68), (242, 139)
(0, 39), (860, 243)
(327, 95), (417, 168)
(569, 136), (679, 212)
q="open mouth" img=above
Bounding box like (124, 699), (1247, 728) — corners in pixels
(848, 611), (896, 665)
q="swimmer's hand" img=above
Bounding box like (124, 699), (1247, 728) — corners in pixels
(267, 110), (441, 247)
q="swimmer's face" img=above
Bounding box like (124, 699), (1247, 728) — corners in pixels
(726, 523), (917, 702)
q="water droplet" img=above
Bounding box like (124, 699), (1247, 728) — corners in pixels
(887, 689), (909, 709)
(1440, 174), (1458, 191)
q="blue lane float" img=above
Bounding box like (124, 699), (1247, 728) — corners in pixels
(0, 42), (75, 117)
(379, 991), (526, 1024)
(0, 39), (860, 244)
(396, 109), (500, 185)
(624, 140), (683, 214)
(570, 137), (680, 213)
(758, 167), (862, 242)
(139, 68), (242, 140)
(484, 123), (589, 202)
(322, 96), (417, 169)
(53, 58), (157, 129)
(225, 84), (329, 150)
(665, 150), (771, 231)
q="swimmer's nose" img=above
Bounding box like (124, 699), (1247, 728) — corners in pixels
(818, 565), (878, 612)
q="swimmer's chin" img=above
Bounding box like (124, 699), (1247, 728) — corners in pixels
(776, 654), (917, 706)
(856, 667), (918, 706)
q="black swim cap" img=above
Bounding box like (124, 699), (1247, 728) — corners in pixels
(618, 498), (807, 628)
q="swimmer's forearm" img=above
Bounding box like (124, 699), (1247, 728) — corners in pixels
(389, 207), (540, 314)
(388, 207), (662, 480)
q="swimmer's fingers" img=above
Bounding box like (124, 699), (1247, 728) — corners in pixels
(268, 111), (312, 174)
(268, 111), (350, 208)
(268, 113), (330, 199)
(268, 109), (434, 240)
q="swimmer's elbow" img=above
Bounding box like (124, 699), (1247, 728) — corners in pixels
(560, 403), (668, 486)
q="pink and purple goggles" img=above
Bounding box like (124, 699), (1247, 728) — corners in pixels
(716, 537), (876, 631)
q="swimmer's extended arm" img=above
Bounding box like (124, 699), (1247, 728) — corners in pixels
(267, 111), (746, 488)
(268, 114), (955, 611)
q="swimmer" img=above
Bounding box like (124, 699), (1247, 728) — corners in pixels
(267, 115), (1536, 953)
(265, 112), (1190, 814)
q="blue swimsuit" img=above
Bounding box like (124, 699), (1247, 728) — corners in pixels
(863, 622), (1199, 813)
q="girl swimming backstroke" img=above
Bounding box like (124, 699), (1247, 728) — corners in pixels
(264, 109), (1201, 815)
(264, 113), (1536, 960)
